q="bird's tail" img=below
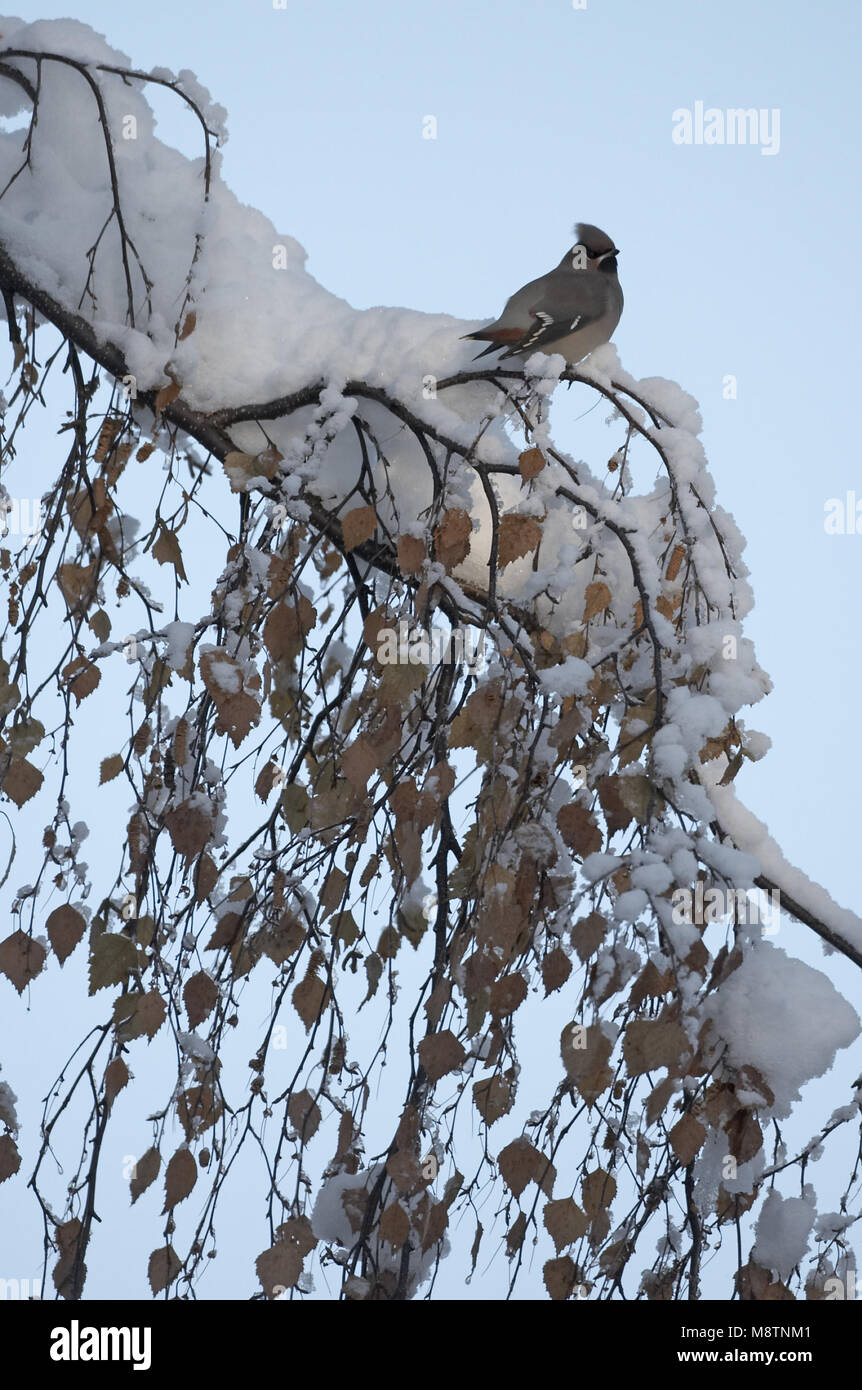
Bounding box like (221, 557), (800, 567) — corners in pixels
(460, 331), (502, 361)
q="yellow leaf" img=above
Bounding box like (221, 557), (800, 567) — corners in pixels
(583, 581), (611, 621)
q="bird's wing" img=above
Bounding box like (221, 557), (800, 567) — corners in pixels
(460, 270), (556, 347)
(499, 272), (611, 357)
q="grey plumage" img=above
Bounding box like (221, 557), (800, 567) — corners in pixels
(462, 222), (623, 365)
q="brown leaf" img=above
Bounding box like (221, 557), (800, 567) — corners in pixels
(46, 904), (87, 965)
(630, 961), (672, 1008)
(519, 447), (546, 480)
(617, 778), (650, 817)
(341, 505), (377, 551)
(163, 1147), (197, 1211)
(557, 803), (602, 857)
(666, 543), (686, 582)
(222, 449), (281, 492)
(276, 1215), (316, 1260)
(127, 810), (149, 871)
(737, 1260), (795, 1302)
(497, 514), (543, 568)
(561, 1023), (613, 1103)
(582, 1167), (617, 1218)
(596, 774), (633, 835)
(104, 1056), (129, 1110)
(717, 1186), (755, 1225)
(421, 1200), (449, 1253)
(7, 718), (44, 758)
(53, 1219), (85, 1299)
(176, 1085), (222, 1141)
(583, 581), (611, 621)
(256, 1240), (302, 1297)
(2, 757), (43, 807)
(397, 534), (425, 575)
(184, 971), (218, 1028)
(669, 1112), (707, 1165)
(379, 1201), (410, 1249)
(646, 1075), (678, 1126)
(341, 737), (379, 790)
(154, 381), (181, 416)
(434, 508), (472, 572)
(320, 866), (348, 918)
(129, 1147), (160, 1204)
(544, 1255), (578, 1300)
(498, 1137), (554, 1198)
(378, 660), (426, 708)
(200, 649), (260, 748)
(259, 910), (304, 965)
(718, 749), (745, 786)
(542, 947), (572, 995)
(147, 1244), (181, 1296)
(571, 911), (606, 961)
(178, 310), (197, 340)
(623, 1019), (691, 1078)
(489, 973), (528, 1018)
(292, 971), (327, 1031)
(58, 561), (96, 606)
(0, 1134), (21, 1183)
(506, 1211), (527, 1258)
(473, 1073), (514, 1125)
(386, 1149), (422, 1193)
(0, 930), (46, 992)
(99, 754), (124, 785)
(287, 1089), (321, 1140)
(263, 597), (316, 663)
(61, 657), (101, 705)
(362, 952), (383, 1003)
(88, 932), (136, 995)
(254, 761), (279, 802)
(543, 1198), (589, 1253)
(113, 990), (166, 1042)
(418, 1029), (465, 1083)
(726, 1108), (763, 1164)
(194, 852), (219, 905)
(165, 799), (213, 861)
(151, 520), (188, 582)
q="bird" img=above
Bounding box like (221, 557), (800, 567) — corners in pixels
(461, 223), (623, 365)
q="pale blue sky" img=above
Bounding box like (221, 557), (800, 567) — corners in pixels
(2, 0), (861, 1299)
